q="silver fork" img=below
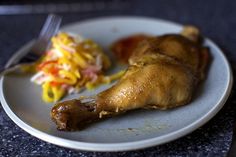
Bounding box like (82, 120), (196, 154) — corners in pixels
(0, 14), (62, 76)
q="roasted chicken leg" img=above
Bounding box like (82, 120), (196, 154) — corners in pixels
(51, 26), (209, 131)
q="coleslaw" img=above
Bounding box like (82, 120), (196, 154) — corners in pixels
(31, 32), (124, 103)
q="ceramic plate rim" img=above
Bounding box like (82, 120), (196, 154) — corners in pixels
(0, 16), (233, 152)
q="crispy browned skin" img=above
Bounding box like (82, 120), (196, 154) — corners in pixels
(51, 100), (99, 130)
(111, 34), (151, 63)
(51, 26), (209, 131)
(97, 53), (196, 112)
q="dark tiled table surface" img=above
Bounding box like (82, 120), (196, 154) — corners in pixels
(0, 0), (236, 156)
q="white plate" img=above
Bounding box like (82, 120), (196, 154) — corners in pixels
(0, 16), (233, 152)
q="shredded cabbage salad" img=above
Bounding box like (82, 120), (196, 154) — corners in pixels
(31, 32), (124, 103)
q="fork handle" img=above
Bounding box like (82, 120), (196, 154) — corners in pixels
(0, 64), (23, 77)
